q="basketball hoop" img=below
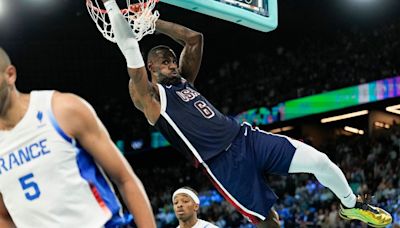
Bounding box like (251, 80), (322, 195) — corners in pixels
(86, 0), (160, 42)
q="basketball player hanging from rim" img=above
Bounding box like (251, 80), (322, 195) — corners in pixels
(100, 0), (392, 227)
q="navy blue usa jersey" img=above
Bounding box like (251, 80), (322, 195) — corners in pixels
(154, 80), (240, 163)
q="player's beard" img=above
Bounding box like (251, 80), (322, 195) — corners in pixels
(158, 72), (182, 86)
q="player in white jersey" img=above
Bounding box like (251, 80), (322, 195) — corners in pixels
(0, 47), (156, 228)
(173, 187), (219, 228)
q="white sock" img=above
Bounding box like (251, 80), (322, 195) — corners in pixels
(341, 193), (357, 208)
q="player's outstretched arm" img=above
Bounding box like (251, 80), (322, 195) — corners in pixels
(0, 194), (15, 228)
(156, 19), (204, 85)
(102, 0), (160, 124)
(52, 92), (156, 228)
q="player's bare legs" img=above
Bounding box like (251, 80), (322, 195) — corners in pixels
(256, 209), (280, 228)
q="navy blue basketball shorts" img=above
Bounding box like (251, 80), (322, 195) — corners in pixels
(202, 123), (296, 224)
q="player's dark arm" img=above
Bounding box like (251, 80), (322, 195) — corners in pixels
(156, 19), (204, 85)
(127, 68), (161, 124)
(102, 0), (161, 123)
(0, 194), (15, 228)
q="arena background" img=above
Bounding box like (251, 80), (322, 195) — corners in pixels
(0, 0), (399, 227)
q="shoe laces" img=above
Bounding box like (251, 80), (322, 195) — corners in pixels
(356, 194), (379, 214)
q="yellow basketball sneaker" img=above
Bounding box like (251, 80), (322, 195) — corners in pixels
(339, 195), (392, 227)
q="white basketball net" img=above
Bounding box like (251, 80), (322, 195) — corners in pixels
(86, 0), (160, 42)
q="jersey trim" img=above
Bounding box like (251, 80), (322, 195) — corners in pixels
(157, 84), (167, 114)
(47, 110), (75, 145)
(41, 90), (75, 145)
(161, 113), (204, 163)
(76, 145), (127, 226)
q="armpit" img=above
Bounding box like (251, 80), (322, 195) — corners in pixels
(149, 85), (160, 102)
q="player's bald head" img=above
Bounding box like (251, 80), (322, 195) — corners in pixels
(0, 48), (11, 72)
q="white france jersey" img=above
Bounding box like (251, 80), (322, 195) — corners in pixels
(177, 219), (219, 228)
(0, 91), (128, 228)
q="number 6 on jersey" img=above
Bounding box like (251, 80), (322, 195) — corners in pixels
(194, 101), (215, 119)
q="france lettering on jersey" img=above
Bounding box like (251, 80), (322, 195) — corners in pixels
(154, 81), (240, 164)
(0, 91), (129, 228)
